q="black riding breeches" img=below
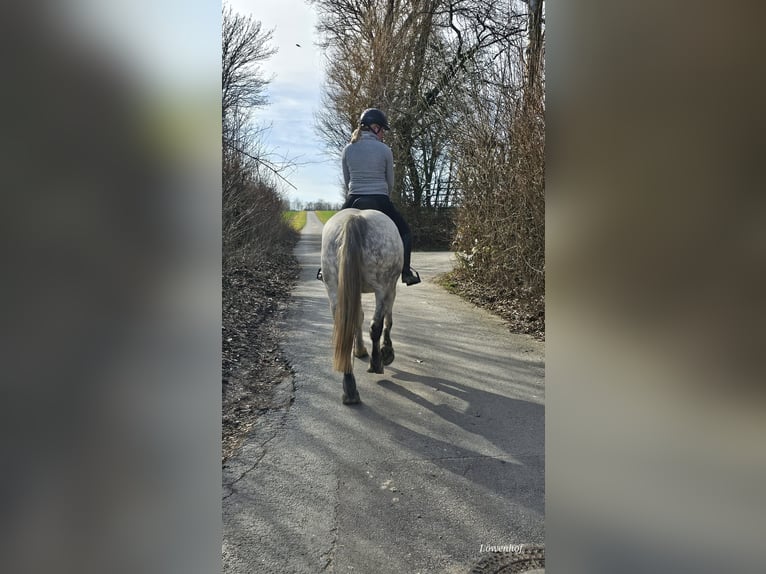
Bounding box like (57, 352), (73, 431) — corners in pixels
(341, 194), (410, 239)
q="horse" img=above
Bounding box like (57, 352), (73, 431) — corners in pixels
(320, 208), (403, 405)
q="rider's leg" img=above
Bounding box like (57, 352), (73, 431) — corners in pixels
(378, 201), (420, 286)
(344, 195), (420, 286)
(400, 231), (420, 284)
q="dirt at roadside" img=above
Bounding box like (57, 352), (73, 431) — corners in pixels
(438, 271), (545, 341)
(222, 242), (299, 463)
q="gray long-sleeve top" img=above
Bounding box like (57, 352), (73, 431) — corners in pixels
(341, 131), (394, 196)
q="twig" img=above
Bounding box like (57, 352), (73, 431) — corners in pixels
(224, 141), (298, 190)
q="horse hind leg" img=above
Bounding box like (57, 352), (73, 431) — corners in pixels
(342, 373), (360, 405)
(328, 290), (360, 404)
(381, 308), (395, 366)
(354, 308), (368, 359)
(367, 317), (384, 374)
(337, 309), (361, 405)
(367, 291), (393, 374)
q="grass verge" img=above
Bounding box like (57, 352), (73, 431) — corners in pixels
(283, 210), (307, 231)
(314, 210), (337, 224)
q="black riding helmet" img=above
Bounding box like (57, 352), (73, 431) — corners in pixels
(359, 108), (390, 130)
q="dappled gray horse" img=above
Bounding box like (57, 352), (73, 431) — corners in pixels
(320, 209), (403, 404)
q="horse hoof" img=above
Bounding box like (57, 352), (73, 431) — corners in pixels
(355, 349), (369, 359)
(367, 365), (384, 374)
(342, 393), (361, 405)
(381, 347), (395, 366)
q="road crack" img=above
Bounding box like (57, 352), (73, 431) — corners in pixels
(382, 454), (516, 464)
(319, 476), (341, 571)
(222, 431), (278, 500)
(222, 391), (294, 500)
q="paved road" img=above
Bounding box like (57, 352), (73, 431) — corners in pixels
(223, 211), (545, 573)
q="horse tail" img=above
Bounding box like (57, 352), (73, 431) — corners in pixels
(332, 214), (366, 373)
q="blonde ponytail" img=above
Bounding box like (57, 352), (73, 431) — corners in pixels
(350, 125), (371, 143)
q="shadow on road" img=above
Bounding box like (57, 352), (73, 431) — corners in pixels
(224, 212), (545, 573)
(369, 369), (544, 516)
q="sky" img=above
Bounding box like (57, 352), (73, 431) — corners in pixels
(227, 0), (344, 206)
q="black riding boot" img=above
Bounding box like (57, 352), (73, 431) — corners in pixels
(401, 232), (421, 286)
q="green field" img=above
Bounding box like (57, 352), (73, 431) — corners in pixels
(314, 210), (338, 224)
(283, 210), (307, 231)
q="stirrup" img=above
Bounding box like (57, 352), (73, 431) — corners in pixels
(402, 268), (421, 286)
(316, 268), (323, 281)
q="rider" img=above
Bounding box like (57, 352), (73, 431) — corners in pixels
(340, 108), (421, 286)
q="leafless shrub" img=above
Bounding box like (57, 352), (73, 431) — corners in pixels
(223, 156), (294, 268)
(221, 3), (295, 268)
(450, 5), (545, 334)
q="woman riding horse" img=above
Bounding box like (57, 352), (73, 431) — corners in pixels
(340, 108), (420, 286)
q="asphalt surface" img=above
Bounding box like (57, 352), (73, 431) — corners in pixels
(223, 211), (545, 573)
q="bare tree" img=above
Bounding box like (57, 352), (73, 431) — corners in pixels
(222, 4), (276, 140)
(448, 1), (545, 329)
(311, 0), (525, 209)
(222, 3), (295, 264)
(311, 0), (545, 328)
